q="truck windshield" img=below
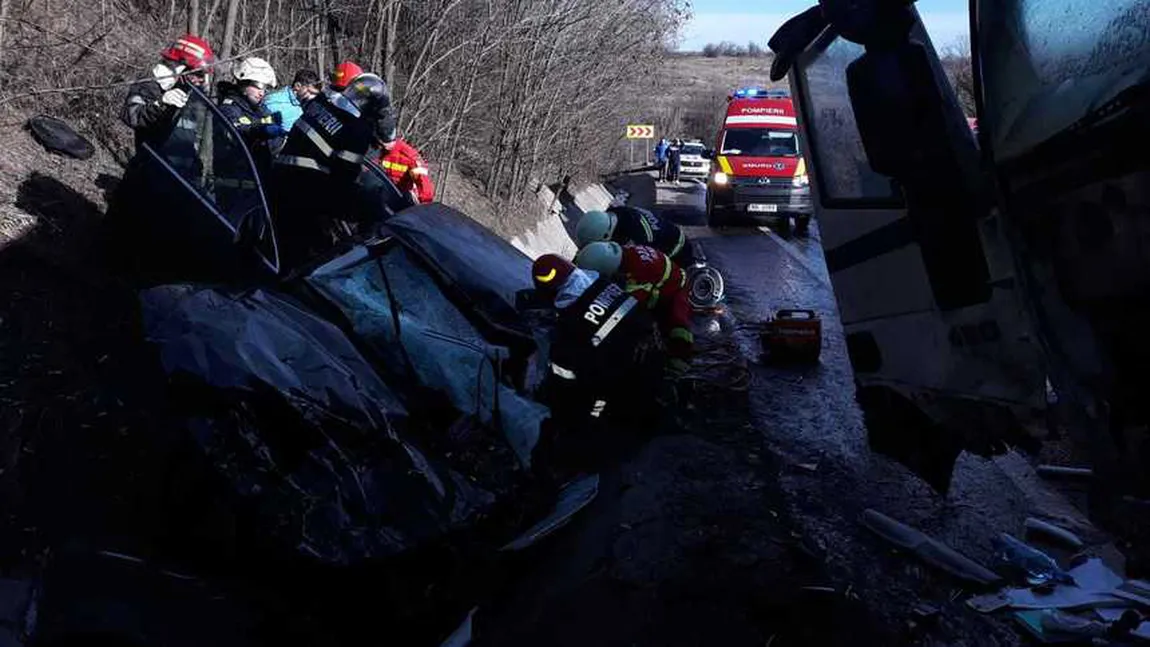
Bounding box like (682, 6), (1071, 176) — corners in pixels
(720, 129), (799, 157)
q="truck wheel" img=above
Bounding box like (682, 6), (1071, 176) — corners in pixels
(706, 197), (722, 229)
(795, 215), (811, 236)
(774, 216), (792, 236)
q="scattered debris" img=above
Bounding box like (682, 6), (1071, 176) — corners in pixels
(501, 474), (600, 551)
(794, 462), (819, 473)
(1024, 518), (1085, 550)
(969, 558), (1129, 613)
(440, 607), (477, 647)
(1036, 465), (1093, 480)
(1112, 579), (1150, 607)
(800, 585), (837, 594)
(861, 509), (1001, 586)
(993, 533), (1076, 586)
(912, 603), (940, 622)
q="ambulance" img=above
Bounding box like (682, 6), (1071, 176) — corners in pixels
(705, 87), (813, 234)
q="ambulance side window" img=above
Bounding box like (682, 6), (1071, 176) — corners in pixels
(795, 37), (905, 207)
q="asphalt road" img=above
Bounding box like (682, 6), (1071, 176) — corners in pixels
(479, 173), (1125, 646)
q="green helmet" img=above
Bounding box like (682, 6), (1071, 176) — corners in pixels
(574, 241), (624, 276)
(575, 210), (618, 247)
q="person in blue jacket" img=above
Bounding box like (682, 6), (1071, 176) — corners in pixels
(654, 137), (670, 180)
(262, 69), (321, 133)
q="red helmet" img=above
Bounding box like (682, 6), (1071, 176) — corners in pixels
(160, 34), (215, 70)
(532, 254), (575, 295)
(331, 60), (365, 90)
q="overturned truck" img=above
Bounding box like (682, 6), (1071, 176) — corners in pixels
(771, 0), (1150, 497)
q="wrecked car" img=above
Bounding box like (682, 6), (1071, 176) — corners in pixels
(106, 87), (597, 566)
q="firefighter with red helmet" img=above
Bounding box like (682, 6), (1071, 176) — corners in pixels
(121, 34), (215, 148)
(375, 127), (435, 204)
(271, 70), (396, 267)
(330, 60), (364, 91)
(530, 254), (660, 471)
(574, 241), (694, 375)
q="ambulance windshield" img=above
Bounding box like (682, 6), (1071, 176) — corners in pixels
(720, 129), (799, 157)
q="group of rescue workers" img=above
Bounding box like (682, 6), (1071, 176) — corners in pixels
(530, 204), (700, 464)
(119, 34), (702, 472)
(120, 35), (434, 251)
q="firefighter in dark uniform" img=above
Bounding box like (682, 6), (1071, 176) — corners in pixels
(529, 254), (660, 472)
(271, 71), (396, 268)
(121, 34), (214, 149)
(215, 57), (285, 227)
(217, 57), (285, 168)
(575, 207), (695, 267)
(120, 34), (214, 181)
(575, 241), (695, 376)
(109, 35), (214, 276)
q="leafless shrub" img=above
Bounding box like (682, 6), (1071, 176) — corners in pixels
(941, 35), (975, 116)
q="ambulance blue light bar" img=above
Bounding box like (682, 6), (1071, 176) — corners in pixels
(731, 87), (790, 99)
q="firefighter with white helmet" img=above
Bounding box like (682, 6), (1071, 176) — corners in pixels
(218, 56), (285, 165)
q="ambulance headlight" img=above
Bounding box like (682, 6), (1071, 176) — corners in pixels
(792, 173), (809, 188)
(712, 172), (729, 186)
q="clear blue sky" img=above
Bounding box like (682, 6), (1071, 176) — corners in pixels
(678, 0), (970, 51)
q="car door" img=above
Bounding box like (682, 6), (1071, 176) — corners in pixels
(787, 12), (1047, 471)
(124, 86), (279, 280)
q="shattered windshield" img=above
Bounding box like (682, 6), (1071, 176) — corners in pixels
(306, 244), (544, 466)
(979, 0), (1150, 159)
(386, 205), (534, 334)
(720, 129), (799, 157)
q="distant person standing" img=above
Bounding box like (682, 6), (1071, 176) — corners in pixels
(667, 139), (682, 184)
(654, 138), (670, 180)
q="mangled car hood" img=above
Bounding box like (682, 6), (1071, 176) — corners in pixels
(140, 285), (495, 564)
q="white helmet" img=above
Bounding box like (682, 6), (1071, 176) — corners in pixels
(233, 57), (277, 87)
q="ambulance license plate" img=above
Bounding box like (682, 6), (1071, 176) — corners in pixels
(748, 203), (778, 213)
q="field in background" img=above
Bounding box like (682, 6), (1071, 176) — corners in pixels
(649, 54), (782, 145)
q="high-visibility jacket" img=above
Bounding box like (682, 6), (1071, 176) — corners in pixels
(610, 205), (691, 267)
(376, 138), (435, 204)
(620, 244), (694, 366)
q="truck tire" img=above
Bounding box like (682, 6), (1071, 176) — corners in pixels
(706, 196), (722, 229)
(774, 215), (792, 236)
(795, 215), (811, 236)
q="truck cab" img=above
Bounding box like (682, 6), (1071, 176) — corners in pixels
(772, 0), (1150, 496)
(705, 87), (813, 234)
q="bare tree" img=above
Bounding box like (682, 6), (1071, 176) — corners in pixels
(941, 35), (975, 116)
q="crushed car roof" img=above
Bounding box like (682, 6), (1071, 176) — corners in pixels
(383, 204), (535, 337)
